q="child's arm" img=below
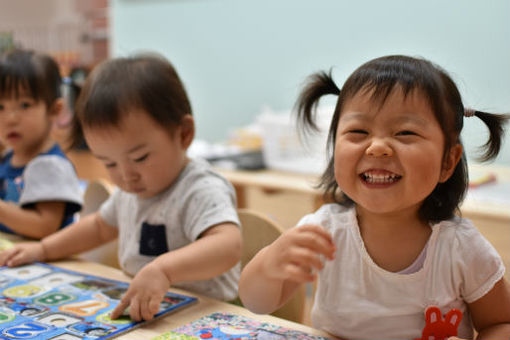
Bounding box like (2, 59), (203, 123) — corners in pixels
(0, 200), (66, 239)
(110, 222), (242, 322)
(0, 212), (117, 267)
(238, 224), (336, 315)
(467, 277), (510, 339)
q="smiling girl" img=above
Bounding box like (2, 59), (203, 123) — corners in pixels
(239, 55), (510, 340)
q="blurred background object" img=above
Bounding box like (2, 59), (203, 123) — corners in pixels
(0, 0), (109, 74)
(0, 0), (109, 148)
(109, 0), (510, 167)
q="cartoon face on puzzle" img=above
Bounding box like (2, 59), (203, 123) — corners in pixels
(67, 320), (115, 337)
(0, 296), (49, 316)
(0, 263), (197, 339)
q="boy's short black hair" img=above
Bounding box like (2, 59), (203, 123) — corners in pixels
(71, 53), (192, 149)
(0, 49), (62, 108)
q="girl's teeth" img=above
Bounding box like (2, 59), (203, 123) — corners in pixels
(362, 173), (400, 183)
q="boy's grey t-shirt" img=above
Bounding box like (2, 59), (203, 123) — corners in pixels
(99, 158), (241, 301)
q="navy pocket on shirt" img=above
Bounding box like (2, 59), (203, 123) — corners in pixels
(139, 222), (169, 256)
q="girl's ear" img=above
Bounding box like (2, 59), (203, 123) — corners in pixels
(439, 144), (463, 183)
(179, 114), (195, 149)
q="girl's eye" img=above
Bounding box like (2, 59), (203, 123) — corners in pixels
(133, 154), (149, 163)
(105, 163), (117, 168)
(349, 129), (368, 134)
(0, 104), (4, 111)
(396, 130), (417, 136)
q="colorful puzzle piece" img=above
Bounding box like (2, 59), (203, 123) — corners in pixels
(0, 263), (197, 339)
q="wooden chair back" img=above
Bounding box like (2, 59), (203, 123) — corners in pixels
(238, 208), (307, 324)
(79, 179), (119, 269)
(81, 179), (115, 217)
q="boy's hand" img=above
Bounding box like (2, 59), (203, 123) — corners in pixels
(110, 261), (170, 322)
(0, 242), (46, 267)
(262, 224), (336, 283)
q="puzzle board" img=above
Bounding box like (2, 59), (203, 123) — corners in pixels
(152, 312), (333, 340)
(0, 262), (197, 339)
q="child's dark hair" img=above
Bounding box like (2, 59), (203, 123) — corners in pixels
(296, 55), (509, 223)
(70, 53), (192, 149)
(0, 49), (62, 108)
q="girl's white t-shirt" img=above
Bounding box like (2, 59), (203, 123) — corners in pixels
(297, 204), (505, 340)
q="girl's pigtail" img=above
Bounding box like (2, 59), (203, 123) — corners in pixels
(468, 109), (509, 162)
(295, 70), (340, 132)
(295, 70), (342, 203)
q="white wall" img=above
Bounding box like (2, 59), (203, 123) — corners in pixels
(111, 0), (510, 165)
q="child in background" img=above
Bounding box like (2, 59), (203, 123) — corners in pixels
(0, 54), (242, 321)
(0, 49), (82, 238)
(239, 55), (510, 339)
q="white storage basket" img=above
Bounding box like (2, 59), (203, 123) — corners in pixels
(257, 107), (333, 175)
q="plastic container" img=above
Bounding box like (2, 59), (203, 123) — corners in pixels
(257, 107), (333, 175)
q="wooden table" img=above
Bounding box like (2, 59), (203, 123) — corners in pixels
(49, 259), (334, 339)
(0, 230), (333, 340)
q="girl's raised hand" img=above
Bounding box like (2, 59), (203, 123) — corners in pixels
(110, 261), (170, 322)
(0, 242), (46, 267)
(261, 224), (336, 283)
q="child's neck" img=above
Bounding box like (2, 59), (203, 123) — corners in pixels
(11, 139), (56, 167)
(355, 205), (432, 272)
(356, 205), (428, 233)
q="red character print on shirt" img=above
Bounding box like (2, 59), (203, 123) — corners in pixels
(415, 305), (463, 340)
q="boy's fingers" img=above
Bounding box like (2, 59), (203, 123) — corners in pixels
(0, 245), (43, 267)
(0, 249), (13, 266)
(110, 299), (129, 319)
(7, 255), (23, 267)
(141, 298), (155, 321)
(4, 249), (22, 267)
(149, 296), (161, 316)
(129, 298), (141, 322)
